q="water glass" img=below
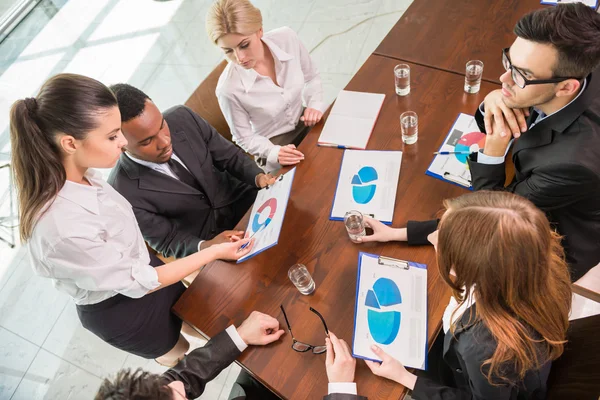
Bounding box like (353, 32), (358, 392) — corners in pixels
(464, 60), (484, 94)
(400, 111), (418, 145)
(288, 264), (315, 295)
(394, 64), (410, 96)
(344, 210), (366, 243)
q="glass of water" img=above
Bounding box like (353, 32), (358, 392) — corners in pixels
(288, 264), (315, 295)
(400, 111), (418, 144)
(344, 210), (366, 243)
(464, 60), (484, 94)
(394, 64), (410, 96)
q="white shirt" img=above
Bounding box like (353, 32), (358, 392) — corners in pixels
(442, 288), (476, 333)
(125, 151), (189, 180)
(217, 26), (326, 172)
(27, 169), (161, 305)
(477, 77), (588, 165)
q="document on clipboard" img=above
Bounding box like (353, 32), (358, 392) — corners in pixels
(540, 0), (598, 9)
(426, 113), (483, 189)
(237, 168), (296, 263)
(352, 252), (428, 370)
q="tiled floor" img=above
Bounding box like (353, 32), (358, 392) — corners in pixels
(0, 0), (412, 398)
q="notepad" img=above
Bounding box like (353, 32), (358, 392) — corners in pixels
(318, 90), (385, 149)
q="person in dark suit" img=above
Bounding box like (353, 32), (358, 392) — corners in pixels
(335, 191), (573, 400)
(95, 310), (284, 400)
(108, 84), (276, 259)
(359, 4), (600, 282)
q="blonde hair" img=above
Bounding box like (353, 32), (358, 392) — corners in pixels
(206, 0), (263, 44)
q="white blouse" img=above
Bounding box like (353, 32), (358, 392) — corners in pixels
(27, 169), (160, 305)
(216, 26), (326, 172)
(442, 288), (476, 333)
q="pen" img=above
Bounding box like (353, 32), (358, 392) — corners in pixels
(318, 143), (356, 149)
(239, 226), (264, 250)
(433, 151), (472, 155)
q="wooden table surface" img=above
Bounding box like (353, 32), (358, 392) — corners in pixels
(374, 0), (546, 83)
(173, 55), (501, 400)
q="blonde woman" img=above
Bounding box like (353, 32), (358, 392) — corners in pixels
(207, 0), (326, 172)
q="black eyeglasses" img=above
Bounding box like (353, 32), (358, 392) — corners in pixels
(280, 304), (329, 354)
(501, 48), (581, 89)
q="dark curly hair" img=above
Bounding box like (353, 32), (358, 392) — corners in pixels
(514, 3), (600, 78)
(95, 368), (173, 400)
(110, 83), (151, 123)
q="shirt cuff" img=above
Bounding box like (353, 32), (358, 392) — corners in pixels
(308, 100), (327, 114)
(120, 263), (160, 298)
(328, 382), (357, 395)
(226, 325), (248, 352)
(479, 101), (485, 115)
(254, 174), (262, 188)
(476, 150), (505, 165)
(265, 145), (282, 173)
(197, 240), (205, 251)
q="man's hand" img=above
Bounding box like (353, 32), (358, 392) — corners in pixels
(482, 89), (530, 137)
(300, 107), (324, 126)
(200, 230), (244, 250)
(325, 332), (356, 383)
(256, 173), (277, 188)
(278, 144), (304, 165)
(236, 311), (285, 345)
(365, 345), (417, 389)
(483, 113), (513, 157)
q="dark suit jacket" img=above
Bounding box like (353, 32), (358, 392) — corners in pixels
(108, 106), (262, 258)
(468, 70), (600, 281)
(161, 329), (241, 399)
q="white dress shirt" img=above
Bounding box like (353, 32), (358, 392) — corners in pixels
(217, 26), (326, 172)
(27, 169), (161, 305)
(477, 77), (588, 164)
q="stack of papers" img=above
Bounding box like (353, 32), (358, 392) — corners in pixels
(318, 90), (385, 149)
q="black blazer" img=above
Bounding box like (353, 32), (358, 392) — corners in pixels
(468, 70), (600, 281)
(161, 329), (242, 398)
(108, 106), (262, 258)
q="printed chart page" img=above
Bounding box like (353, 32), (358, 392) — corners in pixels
(238, 168), (296, 262)
(318, 90), (385, 149)
(331, 150), (402, 223)
(353, 253), (428, 370)
(427, 113), (482, 188)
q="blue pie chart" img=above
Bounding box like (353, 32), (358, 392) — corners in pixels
(352, 166), (378, 204)
(365, 278), (402, 345)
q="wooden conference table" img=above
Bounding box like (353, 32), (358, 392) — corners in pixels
(173, 55), (500, 399)
(374, 0), (545, 83)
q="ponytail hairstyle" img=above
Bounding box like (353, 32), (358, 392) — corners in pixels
(437, 191), (571, 385)
(9, 73), (117, 242)
(206, 0), (263, 44)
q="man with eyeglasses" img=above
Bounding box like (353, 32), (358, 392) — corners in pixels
(467, 3), (600, 282)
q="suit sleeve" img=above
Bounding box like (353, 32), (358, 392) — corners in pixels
(184, 106), (262, 187)
(407, 220), (439, 245)
(161, 329), (242, 399)
(132, 205), (201, 259)
(412, 328), (513, 400)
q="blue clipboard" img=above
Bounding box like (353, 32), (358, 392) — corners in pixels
(425, 113), (475, 191)
(540, 0), (599, 9)
(352, 252), (429, 370)
(236, 167), (296, 263)
(329, 150), (397, 225)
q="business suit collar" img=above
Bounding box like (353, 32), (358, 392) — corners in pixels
(442, 303), (479, 357)
(513, 72), (593, 154)
(119, 151), (203, 196)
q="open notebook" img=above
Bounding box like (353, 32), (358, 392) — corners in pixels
(318, 90), (385, 149)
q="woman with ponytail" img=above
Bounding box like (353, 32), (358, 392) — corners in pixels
(10, 74), (255, 366)
(334, 191), (572, 400)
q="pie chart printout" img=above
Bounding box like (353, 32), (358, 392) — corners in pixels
(251, 198), (277, 233)
(351, 166), (378, 204)
(365, 278), (402, 345)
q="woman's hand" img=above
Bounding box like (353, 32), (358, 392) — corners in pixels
(356, 217), (405, 243)
(278, 144), (304, 165)
(300, 108), (323, 126)
(364, 345), (417, 390)
(211, 238), (254, 260)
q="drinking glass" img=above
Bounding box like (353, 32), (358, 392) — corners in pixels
(464, 60), (484, 94)
(288, 264), (315, 295)
(400, 111), (418, 144)
(344, 210), (366, 243)
(394, 64), (410, 96)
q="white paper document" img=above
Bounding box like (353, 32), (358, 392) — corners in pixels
(330, 150), (402, 223)
(426, 113), (482, 188)
(318, 90), (385, 149)
(238, 168), (296, 263)
(353, 252), (428, 370)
